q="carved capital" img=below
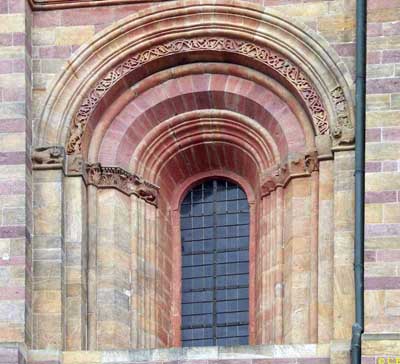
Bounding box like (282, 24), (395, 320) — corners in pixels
(261, 152), (319, 197)
(32, 146), (64, 169)
(65, 154), (84, 176)
(84, 163), (159, 206)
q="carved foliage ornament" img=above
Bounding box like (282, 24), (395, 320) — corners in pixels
(85, 163), (159, 206)
(261, 152), (319, 196)
(66, 37), (333, 154)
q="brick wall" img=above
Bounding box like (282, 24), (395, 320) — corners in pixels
(0, 0), (399, 362)
(364, 0), (400, 334)
(0, 0), (31, 352)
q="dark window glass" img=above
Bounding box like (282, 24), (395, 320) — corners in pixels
(180, 179), (249, 347)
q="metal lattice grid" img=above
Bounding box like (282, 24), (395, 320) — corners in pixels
(180, 179), (250, 347)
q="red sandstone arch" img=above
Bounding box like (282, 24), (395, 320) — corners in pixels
(86, 64), (315, 166)
(36, 0), (354, 153)
(32, 0), (356, 350)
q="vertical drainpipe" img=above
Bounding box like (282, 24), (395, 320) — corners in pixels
(351, 0), (366, 363)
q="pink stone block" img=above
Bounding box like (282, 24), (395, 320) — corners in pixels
(0, 287), (24, 299)
(377, 250), (400, 262)
(366, 223), (400, 237)
(61, 7), (115, 26)
(367, 51), (381, 65)
(367, 23), (383, 37)
(382, 161), (398, 172)
(33, 11), (62, 27)
(0, 118), (25, 133)
(39, 46), (71, 59)
(0, 180), (25, 194)
(365, 250), (377, 262)
(368, 0), (400, 9)
(365, 277), (400, 290)
(0, 226), (25, 239)
(12, 32), (25, 46)
(367, 78), (400, 94)
(382, 50), (400, 64)
(366, 128), (381, 142)
(8, 0), (24, 13)
(365, 161), (381, 173)
(0, 60), (12, 74)
(382, 127), (400, 141)
(3, 88), (25, 102)
(0, 151), (25, 165)
(333, 43), (355, 57)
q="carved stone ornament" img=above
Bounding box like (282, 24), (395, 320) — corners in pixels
(32, 146), (64, 169)
(330, 86), (354, 146)
(66, 154), (84, 176)
(66, 37), (329, 154)
(84, 163), (159, 206)
(261, 152), (319, 196)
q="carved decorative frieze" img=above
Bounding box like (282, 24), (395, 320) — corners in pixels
(330, 86), (355, 146)
(32, 146), (64, 169)
(84, 163), (159, 206)
(331, 86), (351, 128)
(66, 37), (329, 154)
(261, 152), (319, 196)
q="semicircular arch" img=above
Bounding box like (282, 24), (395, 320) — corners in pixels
(35, 0), (354, 154)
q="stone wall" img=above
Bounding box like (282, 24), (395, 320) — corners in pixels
(0, 0), (32, 355)
(364, 0), (400, 334)
(0, 0), (399, 363)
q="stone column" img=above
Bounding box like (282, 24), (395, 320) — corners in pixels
(63, 175), (87, 350)
(283, 177), (313, 344)
(87, 185), (97, 350)
(130, 196), (159, 349)
(96, 189), (131, 350)
(317, 160), (334, 343)
(32, 168), (64, 349)
(333, 150), (355, 341)
(274, 186), (284, 344)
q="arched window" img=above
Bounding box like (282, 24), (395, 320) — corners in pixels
(180, 179), (250, 347)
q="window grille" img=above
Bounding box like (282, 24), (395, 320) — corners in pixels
(180, 179), (249, 347)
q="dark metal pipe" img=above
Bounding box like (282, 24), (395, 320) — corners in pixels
(351, 0), (366, 363)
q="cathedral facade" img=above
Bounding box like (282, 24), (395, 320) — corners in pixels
(0, 0), (398, 363)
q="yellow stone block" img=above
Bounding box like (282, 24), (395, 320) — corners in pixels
(273, 3), (329, 17)
(318, 16), (355, 32)
(63, 351), (101, 364)
(0, 133), (25, 153)
(0, 15), (25, 33)
(363, 340), (400, 356)
(368, 8), (400, 23)
(0, 74), (25, 89)
(55, 26), (95, 46)
(33, 291), (62, 314)
(366, 94), (391, 111)
(32, 28), (56, 46)
(384, 203), (400, 224)
(367, 143), (400, 161)
(366, 204), (383, 224)
(0, 323), (24, 342)
(366, 172), (400, 192)
(367, 111), (400, 127)
(391, 94), (400, 109)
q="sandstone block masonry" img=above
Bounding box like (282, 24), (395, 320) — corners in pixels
(0, 0), (399, 364)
